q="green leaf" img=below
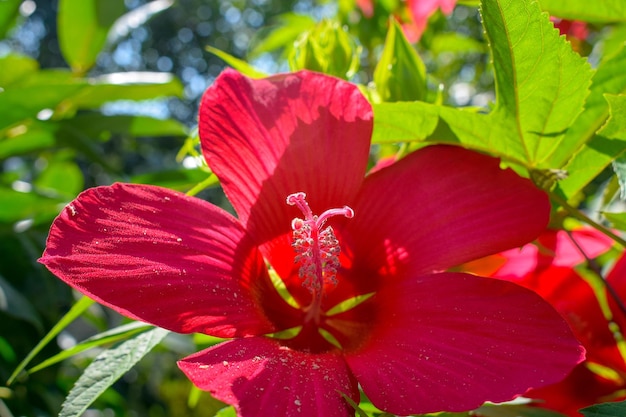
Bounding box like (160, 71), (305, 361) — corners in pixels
(550, 48), (626, 168)
(556, 94), (626, 200)
(613, 155), (626, 199)
(206, 46), (268, 79)
(482, 0), (593, 167)
(65, 114), (188, 138)
(289, 19), (360, 79)
(248, 13), (316, 58)
(69, 72), (184, 109)
(374, 19), (427, 102)
(0, 54), (39, 87)
(474, 404), (568, 417)
(215, 406), (237, 417)
(538, 0), (626, 23)
(27, 322), (151, 375)
(372, 101), (526, 166)
(0, 0), (21, 39)
(581, 400), (626, 417)
(59, 327), (168, 417)
(0, 187), (64, 224)
(598, 94), (626, 140)
(58, 0), (126, 74)
(602, 212), (626, 231)
(7, 296), (94, 386)
(0, 274), (43, 332)
(131, 168), (213, 191)
(34, 159), (84, 200)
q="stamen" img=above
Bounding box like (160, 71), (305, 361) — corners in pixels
(286, 192), (354, 297)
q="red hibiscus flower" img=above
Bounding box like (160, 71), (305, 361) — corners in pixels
(40, 69), (583, 417)
(467, 228), (626, 416)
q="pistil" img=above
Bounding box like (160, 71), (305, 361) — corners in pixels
(286, 192), (354, 323)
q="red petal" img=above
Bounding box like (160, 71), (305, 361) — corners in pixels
(344, 145), (550, 280)
(178, 337), (359, 417)
(40, 183), (291, 337)
(345, 272), (584, 415)
(198, 69), (372, 274)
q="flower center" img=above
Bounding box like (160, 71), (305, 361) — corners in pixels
(286, 192), (354, 324)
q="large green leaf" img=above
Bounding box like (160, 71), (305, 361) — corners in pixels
(538, 0), (626, 22)
(58, 0), (126, 74)
(59, 327), (168, 417)
(482, 0), (592, 167)
(372, 101), (527, 166)
(371, 0), (592, 173)
(557, 94), (626, 199)
(374, 19), (427, 102)
(581, 400), (626, 417)
(549, 48), (626, 168)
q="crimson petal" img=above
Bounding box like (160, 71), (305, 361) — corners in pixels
(178, 337), (359, 417)
(345, 145), (550, 280)
(40, 183), (284, 337)
(345, 272), (584, 415)
(198, 69), (372, 275)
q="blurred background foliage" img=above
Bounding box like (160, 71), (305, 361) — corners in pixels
(0, 0), (604, 416)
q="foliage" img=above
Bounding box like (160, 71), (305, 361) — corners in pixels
(2, 0), (626, 416)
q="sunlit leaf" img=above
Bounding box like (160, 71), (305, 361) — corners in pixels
(215, 406), (236, 417)
(581, 400), (626, 417)
(550, 48), (626, 168)
(34, 159), (84, 200)
(289, 19), (360, 79)
(206, 46), (268, 78)
(59, 327), (168, 417)
(374, 19), (427, 101)
(27, 322), (151, 375)
(556, 94), (626, 200)
(0, 54), (39, 87)
(482, 0), (592, 167)
(7, 296), (94, 386)
(538, 0), (626, 23)
(248, 13), (316, 58)
(58, 0), (126, 74)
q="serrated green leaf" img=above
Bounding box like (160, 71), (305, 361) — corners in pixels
(598, 94), (626, 139)
(372, 101), (527, 166)
(550, 48), (626, 168)
(27, 322), (151, 375)
(374, 19), (427, 101)
(557, 94), (626, 200)
(206, 46), (267, 79)
(482, 0), (592, 167)
(58, 0), (126, 74)
(59, 327), (168, 417)
(580, 400), (626, 417)
(538, 0), (626, 23)
(7, 296), (94, 386)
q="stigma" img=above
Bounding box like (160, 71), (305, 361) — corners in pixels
(286, 192), (354, 296)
